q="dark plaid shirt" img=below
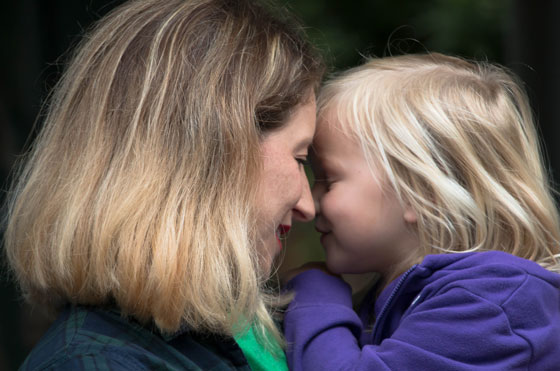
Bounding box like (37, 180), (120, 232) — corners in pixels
(20, 305), (251, 370)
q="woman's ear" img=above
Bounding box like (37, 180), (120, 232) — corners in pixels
(403, 205), (417, 224)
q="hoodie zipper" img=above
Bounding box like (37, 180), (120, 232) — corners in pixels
(371, 264), (418, 344)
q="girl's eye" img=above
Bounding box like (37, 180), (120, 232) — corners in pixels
(312, 177), (331, 190)
(296, 157), (310, 167)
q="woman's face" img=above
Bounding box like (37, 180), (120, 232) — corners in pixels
(256, 97), (317, 270)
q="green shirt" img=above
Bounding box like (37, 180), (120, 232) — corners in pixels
(234, 324), (288, 371)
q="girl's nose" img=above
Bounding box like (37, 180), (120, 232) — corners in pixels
(311, 182), (324, 216)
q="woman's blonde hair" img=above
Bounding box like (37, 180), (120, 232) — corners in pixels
(318, 53), (560, 274)
(3, 0), (323, 344)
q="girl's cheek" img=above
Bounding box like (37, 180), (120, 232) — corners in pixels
(322, 195), (336, 217)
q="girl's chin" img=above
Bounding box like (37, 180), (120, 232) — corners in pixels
(323, 250), (352, 275)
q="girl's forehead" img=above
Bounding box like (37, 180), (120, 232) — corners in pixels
(315, 113), (354, 149)
(312, 120), (360, 165)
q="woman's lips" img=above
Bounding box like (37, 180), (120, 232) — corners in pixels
(278, 224), (291, 236)
(276, 224), (291, 248)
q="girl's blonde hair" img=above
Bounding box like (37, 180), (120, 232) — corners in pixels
(319, 53), (560, 273)
(3, 0), (323, 344)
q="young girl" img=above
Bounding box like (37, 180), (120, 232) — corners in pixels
(283, 53), (560, 370)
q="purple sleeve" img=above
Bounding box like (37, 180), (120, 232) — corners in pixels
(283, 270), (532, 371)
(283, 269), (386, 371)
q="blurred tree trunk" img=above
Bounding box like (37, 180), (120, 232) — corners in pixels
(507, 1), (560, 198)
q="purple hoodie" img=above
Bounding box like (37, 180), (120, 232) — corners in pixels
(284, 251), (560, 370)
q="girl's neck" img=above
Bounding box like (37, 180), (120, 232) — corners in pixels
(375, 256), (423, 297)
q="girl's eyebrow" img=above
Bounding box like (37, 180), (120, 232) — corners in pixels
(310, 152), (339, 178)
(311, 146), (339, 170)
(309, 151), (322, 172)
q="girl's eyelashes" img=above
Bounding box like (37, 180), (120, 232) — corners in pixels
(312, 177), (332, 189)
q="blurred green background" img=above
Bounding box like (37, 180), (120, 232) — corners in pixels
(1, 0), (559, 369)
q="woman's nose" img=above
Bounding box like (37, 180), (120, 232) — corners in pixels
(292, 176), (315, 222)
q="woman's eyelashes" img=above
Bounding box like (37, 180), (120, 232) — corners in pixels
(296, 156), (310, 167)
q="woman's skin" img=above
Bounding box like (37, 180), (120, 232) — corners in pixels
(257, 96), (317, 271)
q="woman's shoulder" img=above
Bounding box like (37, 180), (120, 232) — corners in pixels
(19, 306), (177, 370)
(20, 306), (250, 370)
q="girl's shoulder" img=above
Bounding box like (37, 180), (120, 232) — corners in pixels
(420, 250), (559, 286)
(414, 250), (560, 313)
(395, 251), (560, 369)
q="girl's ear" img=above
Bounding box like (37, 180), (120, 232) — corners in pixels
(404, 205), (417, 224)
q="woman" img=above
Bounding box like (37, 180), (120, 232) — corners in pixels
(3, 0), (323, 369)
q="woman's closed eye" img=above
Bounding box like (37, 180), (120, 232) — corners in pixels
(296, 157), (310, 167)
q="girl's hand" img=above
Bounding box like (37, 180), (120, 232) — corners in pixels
(281, 262), (341, 286)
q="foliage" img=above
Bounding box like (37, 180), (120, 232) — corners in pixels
(285, 0), (509, 70)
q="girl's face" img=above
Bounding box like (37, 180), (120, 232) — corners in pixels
(311, 114), (419, 277)
(256, 98), (316, 271)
